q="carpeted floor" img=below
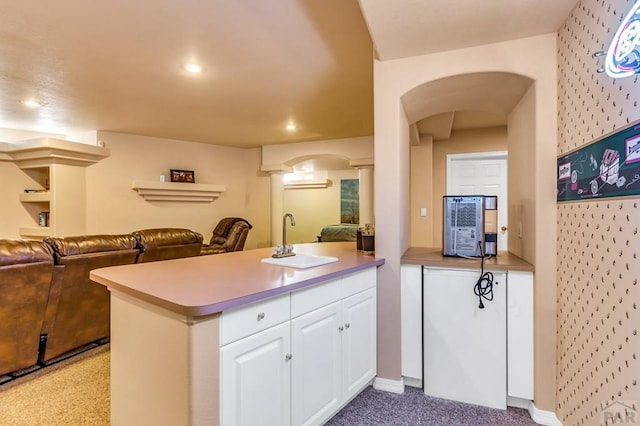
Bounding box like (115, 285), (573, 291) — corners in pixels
(0, 347), (536, 425)
(327, 386), (537, 426)
(0, 345), (110, 426)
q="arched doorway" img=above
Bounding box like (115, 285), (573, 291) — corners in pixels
(260, 136), (374, 245)
(400, 72), (533, 251)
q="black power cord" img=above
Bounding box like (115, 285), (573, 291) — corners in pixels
(473, 241), (495, 309)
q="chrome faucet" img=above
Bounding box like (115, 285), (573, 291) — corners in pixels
(273, 213), (296, 258)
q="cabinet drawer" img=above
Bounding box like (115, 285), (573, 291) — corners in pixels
(220, 293), (290, 345)
(290, 277), (341, 318)
(341, 267), (376, 298)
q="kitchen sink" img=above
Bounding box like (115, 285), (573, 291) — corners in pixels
(261, 254), (338, 269)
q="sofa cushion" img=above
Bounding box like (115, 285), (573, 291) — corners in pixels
(0, 239), (53, 266)
(44, 234), (138, 261)
(132, 228), (204, 263)
(0, 239), (54, 375)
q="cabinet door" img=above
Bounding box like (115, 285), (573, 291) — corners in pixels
(291, 302), (342, 426)
(341, 288), (377, 401)
(507, 270), (534, 399)
(423, 268), (506, 409)
(401, 264), (422, 381)
(220, 322), (291, 426)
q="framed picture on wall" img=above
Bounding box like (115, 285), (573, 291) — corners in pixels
(340, 179), (359, 224)
(170, 169), (195, 183)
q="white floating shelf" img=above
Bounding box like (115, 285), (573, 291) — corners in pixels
(19, 226), (52, 238)
(3, 138), (110, 168)
(131, 180), (226, 202)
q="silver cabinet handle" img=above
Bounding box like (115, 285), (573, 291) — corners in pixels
(345, 323), (350, 329)
(285, 353), (292, 361)
(338, 326), (344, 332)
(257, 312), (265, 321)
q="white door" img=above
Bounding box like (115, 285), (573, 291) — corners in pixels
(341, 288), (377, 401)
(220, 322), (291, 426)
(447, 152), (508, 251)
(291, 302), (342, 426)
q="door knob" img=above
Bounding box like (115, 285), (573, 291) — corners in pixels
(501, 226), (508, 232)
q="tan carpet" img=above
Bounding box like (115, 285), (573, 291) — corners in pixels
(0, 346), (110, 425)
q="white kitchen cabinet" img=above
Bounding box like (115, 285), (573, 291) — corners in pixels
(291, 287), (377, 426)
(220, 267), (377, 426)
(341, 288), (377, 401)
(400, 264), (422, 384)
(220, 322), (292, 426)
(423, 267), (507, 409)
(291, 302), (342, 426)
(506, 270), (534, 400)
(400, 263), (534, 407)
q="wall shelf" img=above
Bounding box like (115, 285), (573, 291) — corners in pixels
(19, 226), (52, 238)
(19, 192), (51, 203)
(131, 181), (226, 202)
(3, 137), (110, 238)
(2, 137), (110, 168)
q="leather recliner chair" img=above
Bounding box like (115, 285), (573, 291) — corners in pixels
(40, 234), (139, 363)
(0, 239), (54, 377)
(132, 228), (204, 262)
(201, 217), (252, 255)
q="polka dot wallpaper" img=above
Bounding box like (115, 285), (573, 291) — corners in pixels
(557, 1), (640, 425)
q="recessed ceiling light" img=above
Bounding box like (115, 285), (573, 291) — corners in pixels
(22, 100), (44, 108)
(286, 122), (296, 131)
(184, 63), (203, 74)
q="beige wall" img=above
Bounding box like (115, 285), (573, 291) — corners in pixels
(410, 138), (433, 247)
(0, 131), (272, 248)
(556, 1), (640, 424)
(507, 86), (536, 261)
(374, 34), (558, 411)
(508, 82), (562, 410)
(283, 169), (359, 244)
(2, 131), (371, 249)
(85, 132), (270, 249)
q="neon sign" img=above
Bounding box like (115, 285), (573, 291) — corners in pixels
(605, 0), (640, 78)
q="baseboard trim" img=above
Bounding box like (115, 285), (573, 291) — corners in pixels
(373, 376), (404, 394)
(528, 402), (563, 426)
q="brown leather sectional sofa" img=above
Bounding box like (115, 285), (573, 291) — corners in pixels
(0, 228), (203, 382)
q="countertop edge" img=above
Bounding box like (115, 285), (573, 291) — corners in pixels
(90, 253), (384, 318)
(192, 259), (385, 316)
(401, 247), (534, 272)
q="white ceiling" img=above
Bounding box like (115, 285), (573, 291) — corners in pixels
(0, 0), (578, 148)
(0, 0), (373, 148)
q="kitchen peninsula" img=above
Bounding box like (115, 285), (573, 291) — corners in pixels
(90, 242), (384, 426)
